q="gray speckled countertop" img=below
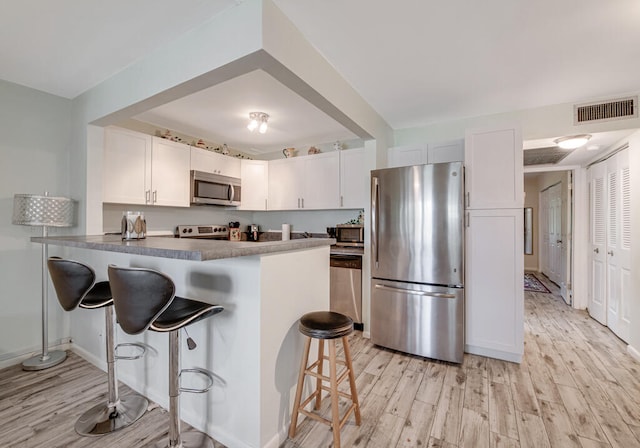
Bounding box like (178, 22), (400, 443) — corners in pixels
(31, 235), (335, 261)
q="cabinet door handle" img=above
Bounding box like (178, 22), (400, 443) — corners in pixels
(145, 190), (150, 204)
(466, 192), (470, 208)
(153, 190), (157, 204)
(466, 212), (470, 228)
(593, 248), (599, 253)
(608, 250), (614, 256)
(265, 198), (267, 210)
(341, 196), (344, 207)
(297, 198), (300, 208)
(301, 198), (304, 208)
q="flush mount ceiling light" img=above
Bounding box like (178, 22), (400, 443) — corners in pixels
(554, 134), (592, 149)
(247, 112), (269, 134)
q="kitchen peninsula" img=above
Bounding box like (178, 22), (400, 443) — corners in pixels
(33, 234), (333, 448)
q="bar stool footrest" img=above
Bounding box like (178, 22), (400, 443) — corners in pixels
(179, 367), (215, 394)
(114, 342), (146, 360)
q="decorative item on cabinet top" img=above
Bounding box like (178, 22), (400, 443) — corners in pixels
(154, 129), (253, 159)
(308, 146), (321, 155)
(283, 148), (297, 158)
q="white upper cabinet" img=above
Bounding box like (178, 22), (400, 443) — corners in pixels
(464, 126), (523, 209)
(388, 140), (464, 168)
(268, 158), (303, 210)
(150, 137), (191, 207)
(428, 139), (464, 164)
(268, 152), (340, 210)
(190, 147), (241, 178)
(239, 159), (268, 210)
(303, 151), (340, 209)
(340, 148), (367, 208)
(103, 127), (151, 205)
(103, 127), (190, 207)
(387, 145), (426, 168)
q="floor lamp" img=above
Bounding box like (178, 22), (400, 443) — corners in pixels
(12, 192), (75, 371)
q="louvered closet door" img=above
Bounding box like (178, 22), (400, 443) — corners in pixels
(588, 162), (607, 325)
(606, 149), (631, 342)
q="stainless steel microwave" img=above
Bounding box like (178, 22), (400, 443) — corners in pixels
(336, 224), (364, 247)
(190, 170), (241, 206)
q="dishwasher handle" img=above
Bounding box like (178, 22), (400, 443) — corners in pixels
(374, 283), (456, 299)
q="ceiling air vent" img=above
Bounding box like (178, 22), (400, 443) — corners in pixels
(574, 96), (637, 124)
(523, 146), (574, 166)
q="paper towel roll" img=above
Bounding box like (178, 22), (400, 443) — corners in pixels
(282, 223), (291, 240)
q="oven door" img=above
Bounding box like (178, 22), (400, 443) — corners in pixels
(191, 170), (241, 206)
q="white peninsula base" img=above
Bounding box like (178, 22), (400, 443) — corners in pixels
(59, 244), (329, 448)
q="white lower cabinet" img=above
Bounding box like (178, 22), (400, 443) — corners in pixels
(103, 127), (190, 207)
(465, 208), (524, 362)
(239, 159), (268, 210)
(268, 152), (340, 210)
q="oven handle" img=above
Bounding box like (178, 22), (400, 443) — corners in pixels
(374, 284), (456, 299)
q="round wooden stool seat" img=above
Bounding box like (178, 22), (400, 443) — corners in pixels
(299, 311), (354, 339)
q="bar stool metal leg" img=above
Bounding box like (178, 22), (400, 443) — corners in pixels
(75, 306), (148, 436)
(152, 330), (214, 448)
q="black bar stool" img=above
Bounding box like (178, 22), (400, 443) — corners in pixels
(107, 265), (224, 448)
(288, 311), (361, 448)
(47, 257), (148, 436)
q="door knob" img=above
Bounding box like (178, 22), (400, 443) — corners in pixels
(593, 248), (599, 253)
(557, 240), (562, 244)
(608, 250), (614, 256)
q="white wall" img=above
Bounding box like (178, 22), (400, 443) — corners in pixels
(0, 80), (73, 363)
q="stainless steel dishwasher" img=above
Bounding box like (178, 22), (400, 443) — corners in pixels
(330, 253), (363, 330)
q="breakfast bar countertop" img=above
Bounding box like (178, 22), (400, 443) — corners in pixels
(32, 234), (335, 261)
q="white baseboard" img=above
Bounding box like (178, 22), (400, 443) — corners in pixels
(465, 345), (522, 364)
(0, 338), (72, 370)
(627, 345), (640, 363)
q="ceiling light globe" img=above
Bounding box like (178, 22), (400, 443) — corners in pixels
(259, 121), (268, 134)
(554, 134), (591, 150)
(247, 119), (258, 132)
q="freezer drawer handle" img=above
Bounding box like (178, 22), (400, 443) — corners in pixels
(374, 284), (456, 299)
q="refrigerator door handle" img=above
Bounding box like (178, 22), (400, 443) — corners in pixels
(374, 284), (456, 299)
(372, 176), (380, 268)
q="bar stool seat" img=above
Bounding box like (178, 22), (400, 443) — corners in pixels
(47, 257), (148, 436)
(289, 311), (361, 448)
(108, 265), (224, 448)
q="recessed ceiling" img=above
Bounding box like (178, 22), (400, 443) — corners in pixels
(2, 1), (640, 151)
(133, 70), (358, 155)
(523, 129), (635, 167)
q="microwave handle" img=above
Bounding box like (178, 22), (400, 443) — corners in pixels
(228, 184), (235, 202)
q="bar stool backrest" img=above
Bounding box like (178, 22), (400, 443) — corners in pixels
(108, 265), (176, 335)
(48, 257), (97, 311)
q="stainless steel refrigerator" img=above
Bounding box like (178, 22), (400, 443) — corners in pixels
(371, 162), (464, 363)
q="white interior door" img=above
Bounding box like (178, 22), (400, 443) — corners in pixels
(606, 149), (631, 342)
(548, 183), (563, 286)
(539, 190), (549, 275)
(588, 162), (607, 325)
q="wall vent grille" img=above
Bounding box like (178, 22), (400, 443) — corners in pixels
(574, 96), (637, 124)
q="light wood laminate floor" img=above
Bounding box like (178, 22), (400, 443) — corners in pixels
(2, 274), (639, 447)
